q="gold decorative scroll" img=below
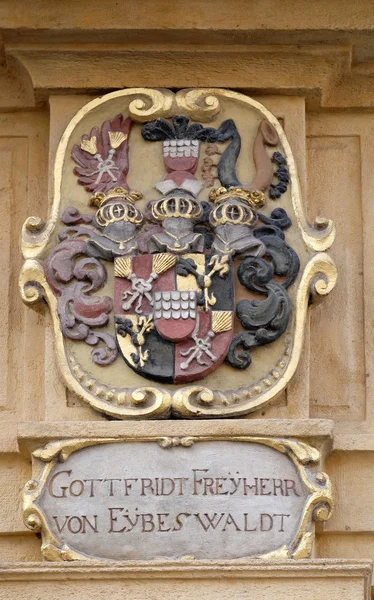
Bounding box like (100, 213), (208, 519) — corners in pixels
(20, 87), (337, 420)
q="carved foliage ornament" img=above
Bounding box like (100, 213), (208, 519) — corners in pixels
(20, 88), (337, 419)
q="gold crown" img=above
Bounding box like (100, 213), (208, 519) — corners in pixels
(209, 202), (257, 228)
(209, 186), (265, 209)
(151, 196), (202, 221)
(95, 200), (144, 228)
(90, 187), (143, 208)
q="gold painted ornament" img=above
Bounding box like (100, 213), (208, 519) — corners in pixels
(20, 88), (337, 419)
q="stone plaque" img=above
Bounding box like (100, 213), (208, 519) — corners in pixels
(24, 437), (332, 561)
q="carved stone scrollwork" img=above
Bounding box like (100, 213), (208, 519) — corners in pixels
(226, 209), (299, 370)
(227, 258), (292, 369)
(128, 88), (174, 122)
(45, 238), (117, 365)
(175, 89), (221, 121)
(20, 87), (337, 419)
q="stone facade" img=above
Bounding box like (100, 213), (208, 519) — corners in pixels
(1, 1), (374, 598)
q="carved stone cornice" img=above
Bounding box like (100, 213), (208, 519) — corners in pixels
(2, 42), (374, 110)
(0, 558), (370, 581)
(0, 0), (373, 44)
(17, 419), (334, 457)
(2, 0), (374, 111)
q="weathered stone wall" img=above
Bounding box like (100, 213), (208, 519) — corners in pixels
(1, 1), (374, 596)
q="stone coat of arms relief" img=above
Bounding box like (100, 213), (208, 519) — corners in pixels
(20, 88), (337, 419)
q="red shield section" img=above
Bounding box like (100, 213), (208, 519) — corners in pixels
(114, 253), (234, 384)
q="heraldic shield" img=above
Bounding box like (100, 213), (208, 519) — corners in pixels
(20, 87), (337, 419)
(114, 253), (234, 383)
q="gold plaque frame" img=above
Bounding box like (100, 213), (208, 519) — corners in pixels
(24, 436), (333, 562)
(20, 88), (337, 419)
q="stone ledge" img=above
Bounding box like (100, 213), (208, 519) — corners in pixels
(0, 560), (370, 600)
(0, 558), (370, 578)
(0, 558), (373, 581)
(2, 42), (374, 110)
(333, 434), (374, 452)
(0, 0), (373, 37)
(17, 419), (334, 455)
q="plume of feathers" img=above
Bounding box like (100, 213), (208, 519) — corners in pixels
(72, 114), (132, 195)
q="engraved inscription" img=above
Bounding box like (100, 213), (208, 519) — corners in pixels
(32, 441), (316, 560)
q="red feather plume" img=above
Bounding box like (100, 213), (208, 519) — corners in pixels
(71, 114), (132, 195)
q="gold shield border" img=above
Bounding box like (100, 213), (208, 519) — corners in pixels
(23, 436), (333, 562)
(19, 88), (337, 419)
